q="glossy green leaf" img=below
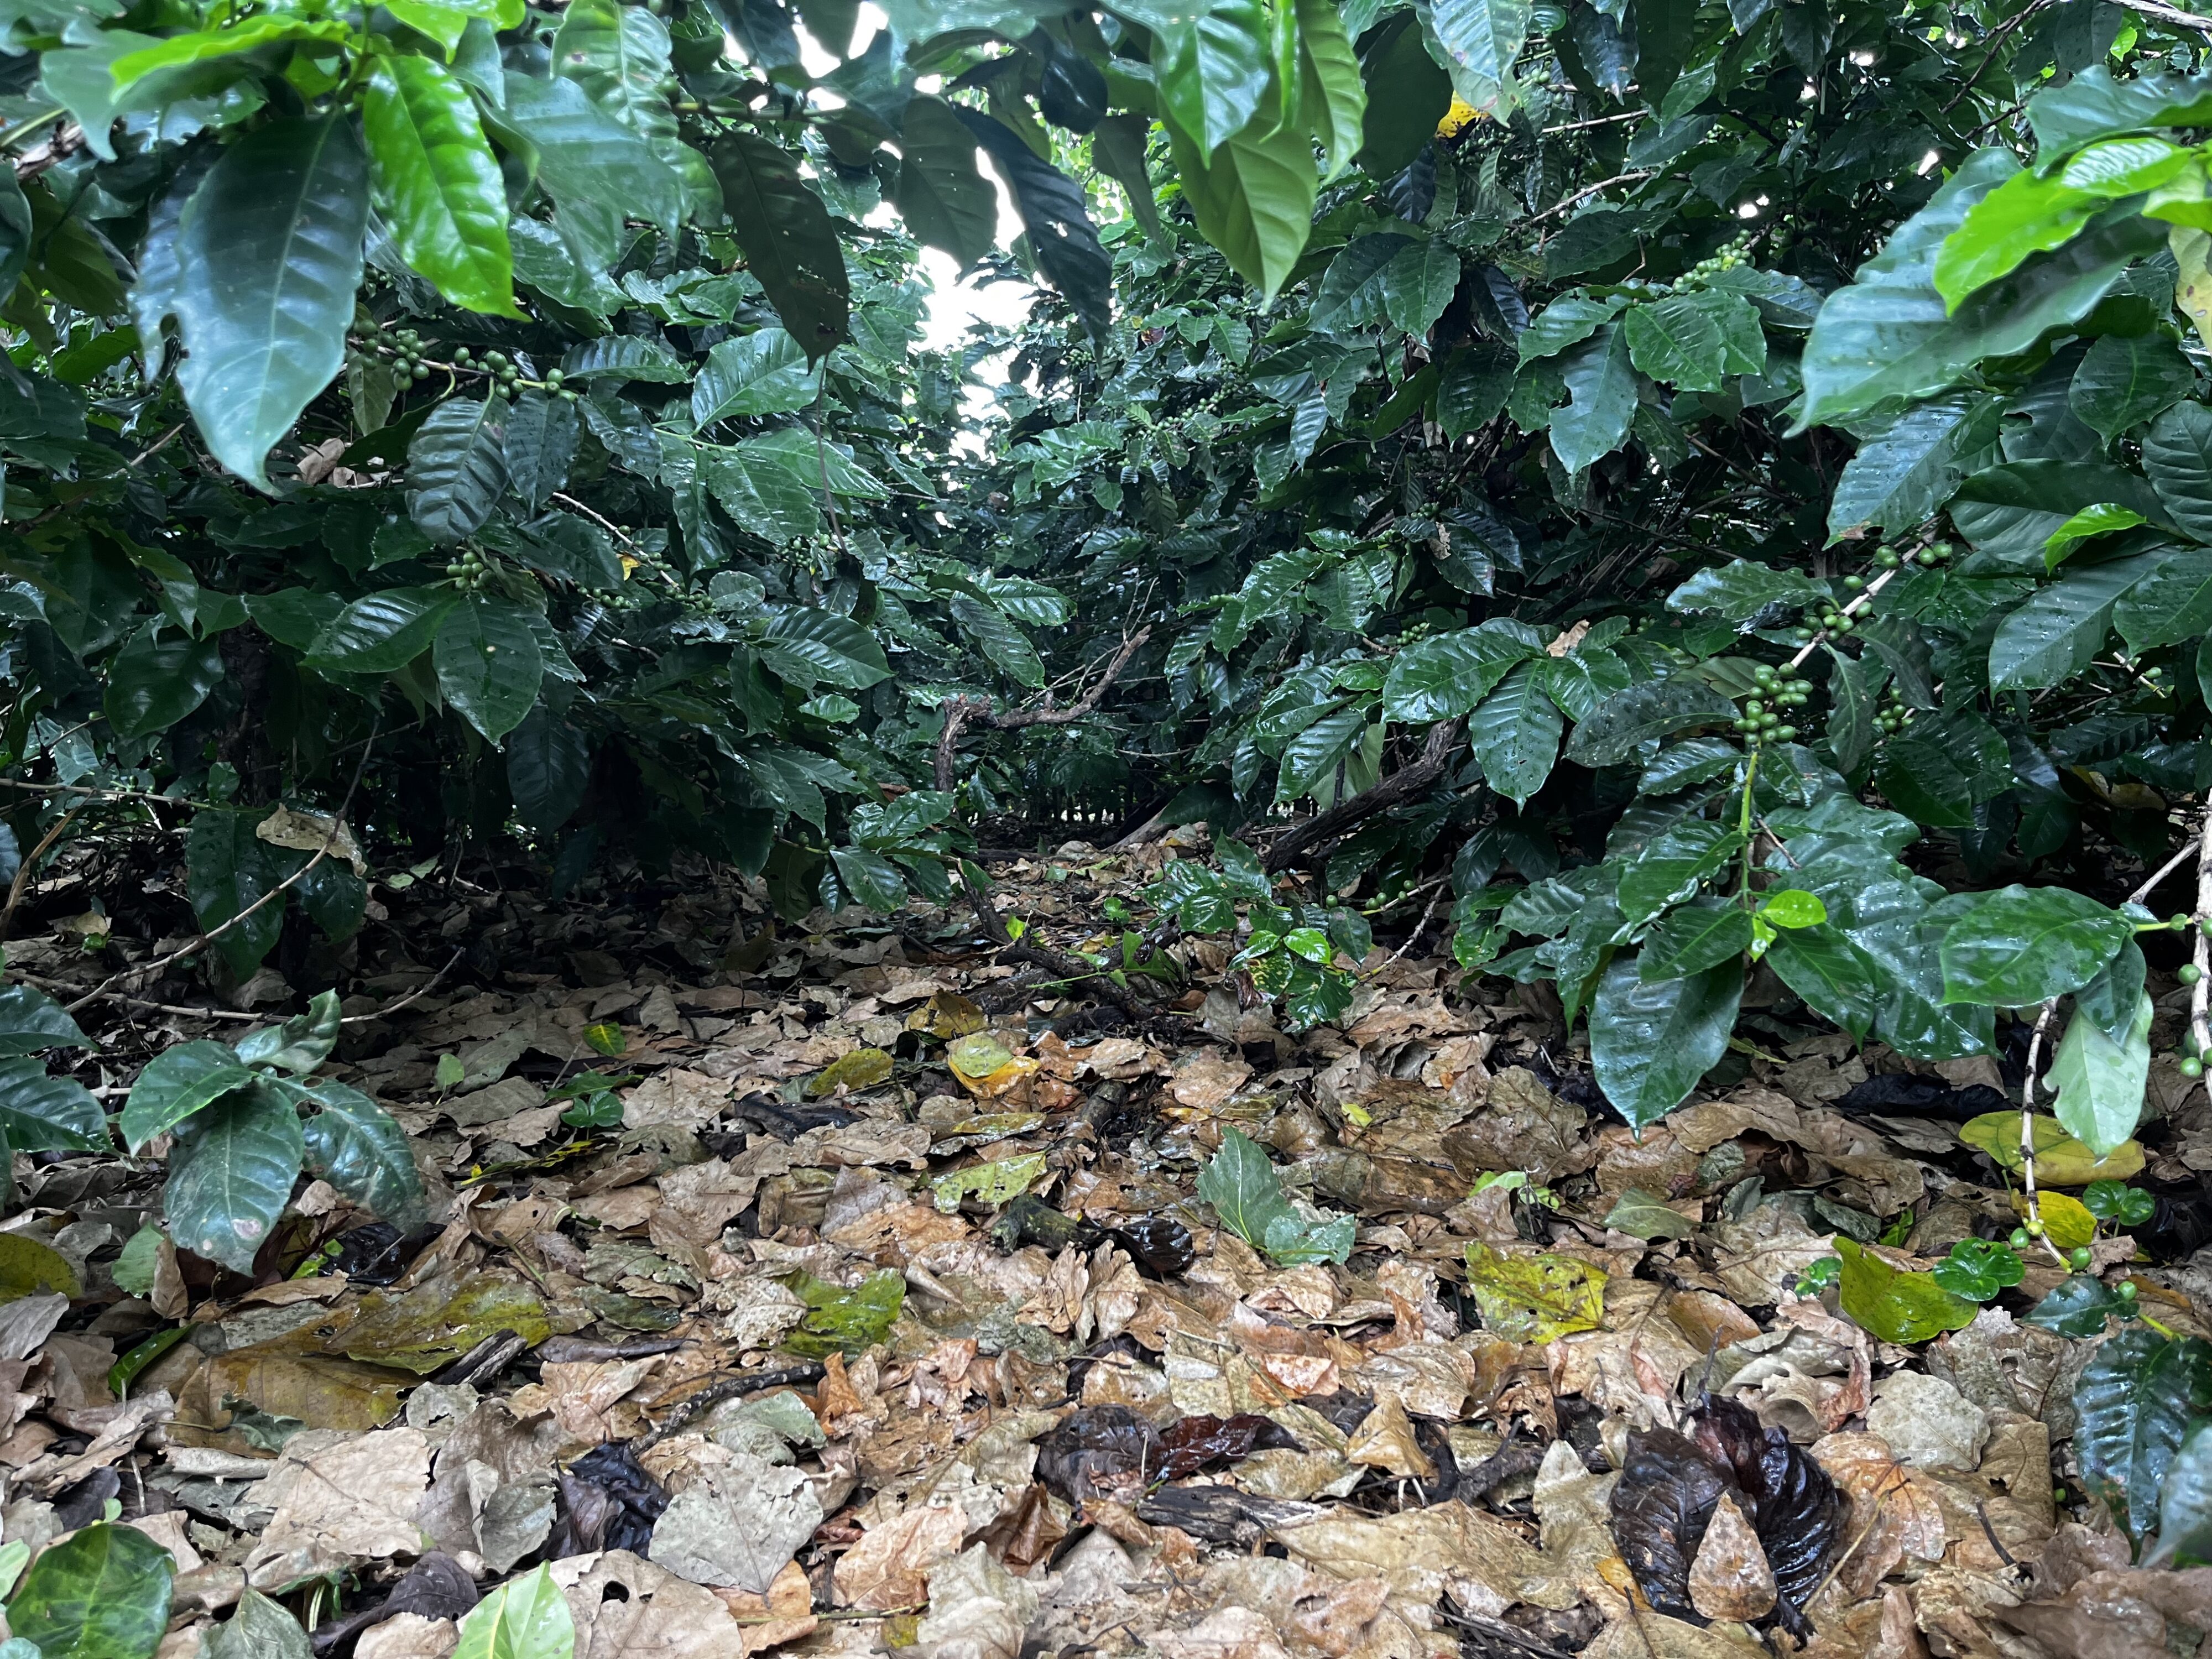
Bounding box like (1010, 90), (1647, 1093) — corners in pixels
(1618, 819), (1744, 926)
(1621, 289), (1764, 392)
(2146, 1420), (2212, 1567)
(1987, 550), (2169, 691)
(408, 395), (510, 543)
(507, 703), (591, 833)
(1766, 925), (1884, 1041)
(503, 390), (577, 513)
(306, 589), (455, 673)
(500, 72), (684, 233)
(894, 96), (998, 268)
(712, 133), (851, 354)
(2069, 332), (2194, 441)
(451, 1563), (575, 1659)
(760, 607), (893, 689)
(2074, 1327), (2212, 1543)
(2029, 65), (2212, 154)
(121, 1039), (252, 1152)
(184, 808), (294, 979)
(1566, 677), (1740, 766)
(2115, 554), (2212, 653)
(298, 1078), (426, 1228)
(949, 592), (1045, 690)
(1835, 1237), (1980, 1344)
(1589, 956), (1743, 1131)
(1640, 898), (1754, 979)
(1930, 1237), (2025, 1302)
(1464, 661), (1561, 807)
(204, 1589), (310, 1659)
(692, 328), (819, 426)
(104, 624), (223, 740)
(1164, 103), (1315, 301)
(2023, 1273), (2135, 1337)
(1123, 0), (1272, 154)
(364, 55), (517, 318)
(168, 115), (369, 492)
(1550, 324), (1636, 473)
(1939, 884), (2132, 1007)
(163, 1081), (305, 1274)
(1432, 0), (1532, 85)
(434, 597), (545, 741)
(2142, 399), (2212, 543)
(1295, 0), (1365, 181)
(2048, 989), (2152, 1157)
(0, 1059), (105, 1155)
(0, 984), (88, 1058)
(1380, 620), (1538, 723)
(8, 1521), (174, 1659)
(234, 990), (341, 1074)
(1197, 1126), (1355, 1265)
(1933, 167), (2101, 309)
(1665, 559), (1822, 625)
(1827, 393), (2002, 540)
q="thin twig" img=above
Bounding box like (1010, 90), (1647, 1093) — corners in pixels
(1541, 111), (1648, 135)
(0, 807), (81, 942)
(2109, 0), (2212, 31)
(2020, 998), (2069, 1267)
(340, 948), (466, 1025)
(1525, 170), (1656, 227)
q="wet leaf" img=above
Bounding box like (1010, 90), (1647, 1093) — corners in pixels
(1105, 1214), (1196, 1276)
(2017, 1189), (2099, 1250)
(1959, 1110), (2145, 1185)
(1157, 1412), (1295, 1479)
(1930, 1238), (2025, 1302)
(1036, 1405), (1161, 1504)
(2023, 1273), (2135, 1338)
(2074, 1325), (2212, 1543)
(1463, 1240), (1605, 1342)
(335, 1270), (553, 1374)
(1836, 1238), (1979, 1344)
(8, 1520), (175, 1659)
(780, 1269), (904, 1358)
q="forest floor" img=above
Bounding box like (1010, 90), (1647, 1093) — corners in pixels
(3, 825), (2211, 1658)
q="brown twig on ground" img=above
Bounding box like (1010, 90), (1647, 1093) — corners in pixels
(1263, 721), (1462, 874)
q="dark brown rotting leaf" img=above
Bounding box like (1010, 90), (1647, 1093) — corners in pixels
(549, 1439), (669, 1558)
(310, 1551), (479, 1654)
(1156, 1412), (1296, 1479)
(1035, 1404), (1161, 1505)
(1105, 1214), (1196, 1277)
(1134, 1485), (1325, 1547)
(1458, 1431), (1548, 1503)
(1610, 1426), (1730, 1624)
(1611, 1398), (1842, 1637)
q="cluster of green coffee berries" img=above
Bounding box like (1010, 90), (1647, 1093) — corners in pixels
(1734, 661), (1808, 747)
(1874, 685), (1916, 738)
(351, 324), (435, 383)
(444, 547), (494, 591)
(451, 347), (578, 404)
(1676, 231), (1756, 292)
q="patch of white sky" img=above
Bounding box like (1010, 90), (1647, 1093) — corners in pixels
(787, 3), (1034, 451)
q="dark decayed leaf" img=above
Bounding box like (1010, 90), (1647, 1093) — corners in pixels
(1611, 1426), (1730, 1623)
(551, 1441), (669, 1558)
(1036, 1404), (1161, 1504)
(1157, 1412), (1298, 1479)
(1104, 1214), (1196, 1276)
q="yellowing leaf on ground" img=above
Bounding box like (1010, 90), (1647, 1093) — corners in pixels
(906, 990), (986, 1038)
(2014, 1188), (2097, 1250)
(1835, 1238), (1978, 1345)
(1463, 1241), (1605, 1342)
(932, 1152), (1048, 1212)
(1959, 1111), (2143, 1185)
(0, 1233), (80, 1301)
(947, 1031), (1037, 1098)
(806, 1046), (893, 1098)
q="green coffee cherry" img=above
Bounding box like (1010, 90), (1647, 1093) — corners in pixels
(2118, 1281), (2138, 1300)
(2070, 1246), (2094, 1269)
(2181, 1056), (2204, 1078)
(2182, 964), (2203, 985)
(2010, 1228), (2032, 1249)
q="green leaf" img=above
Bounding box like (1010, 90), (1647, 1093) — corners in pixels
(434, 597), (545, 741)
(503, 390), (577, 513)
(1827, 393), (2003, 541)
(2116, 554), (2212, 653)
(1462, 1240), (1606, 1340)
(121, 1040), (252, 1153)
(108, 18), (351, 107)
(1091, 111), (1164, 238)
(2024, 1273), (2135, 1337)
(499, 72), (684, 234)
(204, 1589), (310, 1659)
(1163, 103), (1316, 301)
(894, 96), (999, 267)
(363, 55), (517, 317)
(1588, 956), (1743, 1131)
(1987, 550), (2170, 691)
(2043, 503), (2150, 568)
(298, 1078), (426, 1228)
(306, 589), (455, 673)
(2029, 65), (2212, 154)
(2141, 399), (2212, 543)
(1665, 559), (1823, 626)
(1834, 1237), (1980, 1344)
(0, 984), (88, 1057)
(2075, 1327), (2212, 1543)
(1621, 289), (1765, 393)
(1432, 0), (1533, 85)
(1766, 923), (1885, 1041)
(1294, 0), (1365, 182)
(1311, 234), (1412, 331)
(1604, 1188), (1695, 1240)
(235, 990), (341, 1074)
(1938, 884), (2132, 1007)
(1464, 661), (1562, 807)
(1618, 819), (1744, 926)
(781, 1267), (905, 1357)
(700, 441), (820, 542)
(560, 335), (691, 384)
(166, 115), (368, 492)
(1566, 677), (1740, 766)
(1196, 1126), (1354, 1265)
(1640, 897), (1754, 978)
(1276, 704), (1369, 801)
(1124, 0), (1272, 153)
(0, 1059), (106, 1153)
(451, 1563), (575, 1659)
(710, 132), (852, 355)
(507, 704), (591, 833)
(103, 624), (223, 740)
(1758, 889), (1827, 928)
(2146, 1420), (2212, 1567)
(1798, 149), (2164, 430)
(949, 592), (1044, 689)
(408, 395), (510, 543)
(760, 607), (893, 689)
(1550, 324), (1636, 473)
(164, 1081), (305, 1275)
(2069, 332), (2195, 441)
(692, 328), (819, 426)
(829, 847), (906, 911)
(1930, 1237), (2025, 1302)
(2049, 989), (2153, 1157)
(185, 809), (294, 979)
(2085, 1177), (2158, 1226)
(7, 1520), (175, 1659)
(1382, 620), (1541, 723)
(1933, 167), (2103, 310)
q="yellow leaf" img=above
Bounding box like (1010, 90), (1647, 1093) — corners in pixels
(905, 990), (986, 1039)
(1438, 97), (1484, 138)
(0, 1233), (79, 1301)
(2015, 1189), (2098, 1250)
(1959, 1112), (2144, 1186)
(806, 1047), (894, 1098)
(583, 1021), (627, 1058)
(1463, 1240), (1605, 1342)
(948, 1031), (1015, 1080)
